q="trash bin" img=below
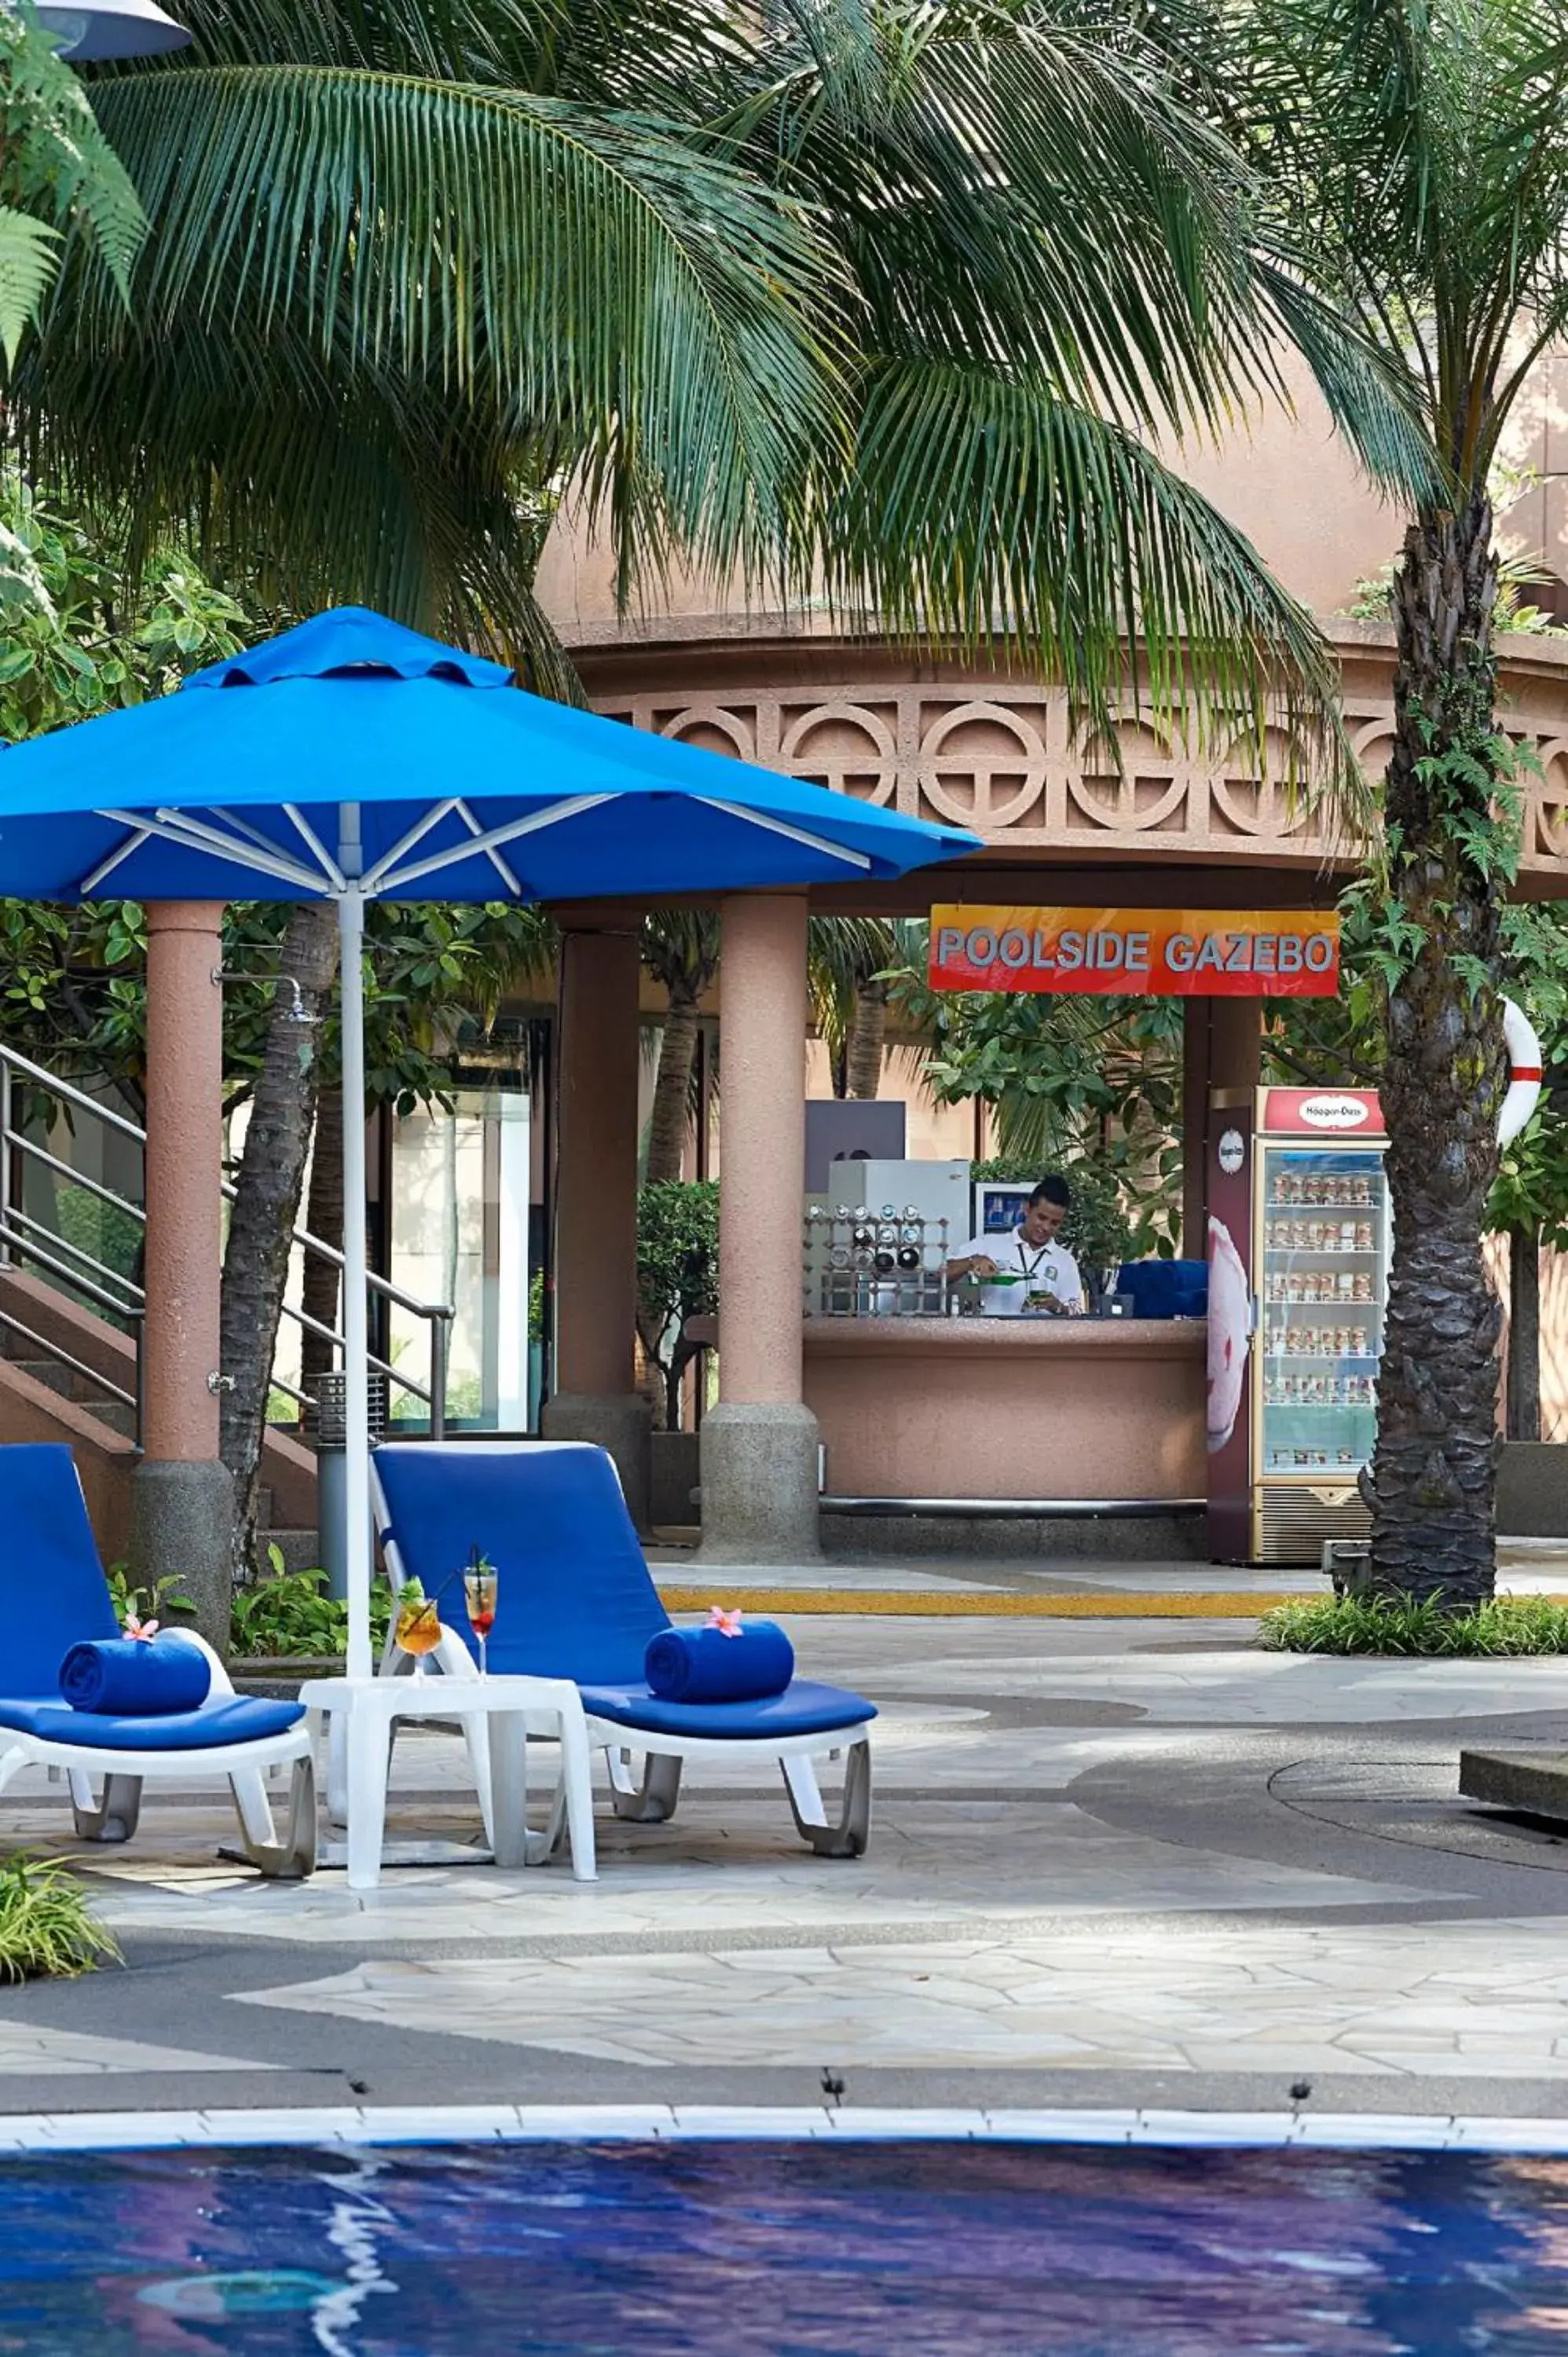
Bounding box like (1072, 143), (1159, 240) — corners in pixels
(311, 1371), (389, 1602)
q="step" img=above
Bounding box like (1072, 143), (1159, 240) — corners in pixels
(257, 1528), (322, 1578)
(10, 1357), (137, 1431)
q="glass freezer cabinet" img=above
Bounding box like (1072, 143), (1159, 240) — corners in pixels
(1207, 1088), (1387, 1565)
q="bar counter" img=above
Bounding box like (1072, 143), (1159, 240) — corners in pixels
(802, 1314), (1206, 1504)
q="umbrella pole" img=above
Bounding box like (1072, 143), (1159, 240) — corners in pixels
(338, 885), (374, 1684)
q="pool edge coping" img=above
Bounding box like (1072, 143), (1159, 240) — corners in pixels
(4, 2104), (1568, 2156)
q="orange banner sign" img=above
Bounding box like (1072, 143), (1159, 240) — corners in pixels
(929, 906), (1340, 999)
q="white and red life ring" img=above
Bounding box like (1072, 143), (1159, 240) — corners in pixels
(1499, 997), (1544, 1148)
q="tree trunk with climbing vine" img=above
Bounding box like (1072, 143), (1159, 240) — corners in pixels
(1368, 495), (1508, 1606)
(218, 904), (340, 1582)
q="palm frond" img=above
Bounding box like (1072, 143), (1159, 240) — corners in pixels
(1250, 257), (1438, 505)
(1229, 0), (1568, 490)
(722, 0), (1282, 442)
(49, 66), (847, 599)
(819, 354), (1364, 817)
(804, 915), (897, 1060)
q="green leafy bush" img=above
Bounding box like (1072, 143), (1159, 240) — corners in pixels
(51, 1183), (144, 1331)
(637, 1179), (719, 1428)
(0, 1856), (119, 1981)
(1261, 1593), (1568, 1655)
(229, 1555), (395, 1659)
(104, 1565), (192, 1626)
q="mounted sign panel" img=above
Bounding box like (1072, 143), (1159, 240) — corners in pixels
(929, 905), (1340, 999)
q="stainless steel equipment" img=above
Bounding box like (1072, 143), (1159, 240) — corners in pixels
(803, 1201), (951, 1318)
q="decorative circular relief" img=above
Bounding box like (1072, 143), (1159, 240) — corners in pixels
(917, 702), (1046, 828)
(779, 702), (896, 803)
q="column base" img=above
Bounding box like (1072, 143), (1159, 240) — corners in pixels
(131, 1457), (235, 1655)
(698, 1402), (823, 1564)
(540, 1392), (652, 1533)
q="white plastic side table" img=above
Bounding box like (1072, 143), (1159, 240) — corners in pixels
(299, 1673), (597, 1890)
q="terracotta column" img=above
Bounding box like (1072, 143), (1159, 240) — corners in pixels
(540, 918), (650, 1527)
(132, 903), (234, 1646)
(699, 892), (822, 1562)
(1181, 999), (1263, 1253)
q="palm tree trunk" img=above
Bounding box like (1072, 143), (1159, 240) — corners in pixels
(1369, 498), (1506, 1607)
(1508, 1225), (1541, 1442)
(844, 981), (887, 1099)
(300, 1080), (345, 1405)
(646, 989), (699, 1183)
(218, 904), (340, 1583)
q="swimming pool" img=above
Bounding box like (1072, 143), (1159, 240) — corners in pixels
(2, 2139), (1566, 2353)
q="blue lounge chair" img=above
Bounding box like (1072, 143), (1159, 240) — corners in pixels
(372, 1440), (875, 1857)
(0, 1446), (315, 1876)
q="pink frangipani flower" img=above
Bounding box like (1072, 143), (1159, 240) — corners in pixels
(706, 1606), (744, 1639)
(123, 1614), (159, 1642)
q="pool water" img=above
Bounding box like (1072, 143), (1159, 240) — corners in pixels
(2, 2139), (1566, 2354)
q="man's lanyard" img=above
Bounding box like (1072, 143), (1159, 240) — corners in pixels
(1015, 1233), (1051, 1281)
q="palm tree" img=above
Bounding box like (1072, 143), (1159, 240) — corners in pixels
(1207, 0), (1568, 1603)
(805, 918), (901, 1102)
(639, 912), (905, 1181)
(641, 913), (721, 1187)
(18, 0), (845, 684)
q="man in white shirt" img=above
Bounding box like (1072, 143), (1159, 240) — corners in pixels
(947, 1175), (1084, 1315)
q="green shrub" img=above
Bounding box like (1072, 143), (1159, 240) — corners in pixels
(1261, 1592), (1568, 1656)
(229, 1555), (395, 1659)
(0, 1856), (119, 1981)
(104, 1566), (193, 1626)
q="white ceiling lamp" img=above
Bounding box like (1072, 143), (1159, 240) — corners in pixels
(31, 0), (191, 57)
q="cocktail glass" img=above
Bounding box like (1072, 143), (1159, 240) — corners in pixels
(463, 1564), (498, 1677)
(394, 1594), (442, 1677)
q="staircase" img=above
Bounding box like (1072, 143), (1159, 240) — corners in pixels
(0, 1043), (453, 1568)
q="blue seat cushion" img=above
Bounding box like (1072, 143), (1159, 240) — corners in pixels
(577, 1678), (875, 1742)
(0, 1695), (305, 1752)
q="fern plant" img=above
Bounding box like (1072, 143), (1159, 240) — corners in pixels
(0, 3), (144, 365)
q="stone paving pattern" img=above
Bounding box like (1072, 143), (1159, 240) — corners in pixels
(2, 1558), (1568, 2124)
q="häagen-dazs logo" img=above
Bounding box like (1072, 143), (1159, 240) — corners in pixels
(1299, 1093), (1369, 1131)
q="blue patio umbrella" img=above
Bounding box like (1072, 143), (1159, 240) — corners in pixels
(0, 608), (978, 1679)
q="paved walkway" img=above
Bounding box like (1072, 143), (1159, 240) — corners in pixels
(2, 1582), (1568, 2135)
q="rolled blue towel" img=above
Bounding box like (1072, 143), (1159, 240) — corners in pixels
(59, 1634), (211, 1716)
(644, 1619), (795, 1703)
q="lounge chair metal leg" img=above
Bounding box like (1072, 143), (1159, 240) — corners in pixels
(607, 1749), (683, 1824)
(70, 1772), (145, 1844)
(325, 1710), (348, 1827)
(457, 1710), (497, 1847)
(526, 1779), (570, 1864)
(226, 1754), (317, 1880)
(782, 1740), (871, 1859)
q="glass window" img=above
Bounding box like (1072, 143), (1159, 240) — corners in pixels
(1259, 1146), (1388, 1480)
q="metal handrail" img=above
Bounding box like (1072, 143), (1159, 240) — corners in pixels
(0, 1043), (452, 1444)
(0, 1214), (146, 1324)
(6, 1128), (141, 1223)
(0, 1198), (143, 1299)
(0, 1305), (141, 1413)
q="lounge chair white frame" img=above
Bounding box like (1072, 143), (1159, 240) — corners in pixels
(0, 1630), (317, 1879)
(372, 1465), (873, 1860)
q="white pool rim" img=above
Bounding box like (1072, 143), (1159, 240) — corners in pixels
(3, 2104), (1568, 2156)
